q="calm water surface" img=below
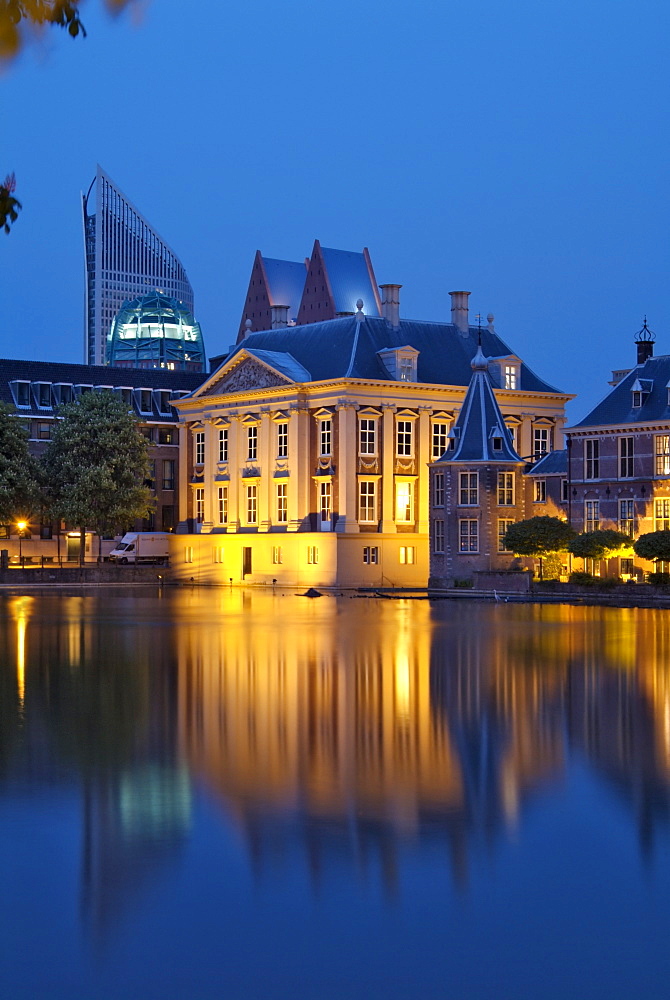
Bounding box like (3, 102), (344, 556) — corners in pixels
(2, 589), (670, 999)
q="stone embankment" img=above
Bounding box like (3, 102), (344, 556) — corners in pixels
(0, 565), (166, 587)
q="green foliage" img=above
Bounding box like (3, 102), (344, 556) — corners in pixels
(503, 516), (576, 557)
(647, 572), (670, 587)
(42, 391), (152, 545)
(453, 578), (474, 589)
(569, 529), (631, 560)
(569, 571), (598, 585)
(633, 530), (670, 564)
(541, 552), (564, 581)
(0, 402), (41, 522)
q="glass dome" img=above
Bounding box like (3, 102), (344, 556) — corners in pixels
(107, 292), (206, 371)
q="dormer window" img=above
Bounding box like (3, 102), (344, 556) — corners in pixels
(493, 436), (503, 451)
(504, 365), (518, 389)
(10, 380), (31, 408)
(377, 345), (419, 382)
(631, 378), (652, 409)
(632, 391), (642, 408)
(33, 382), (52, 409)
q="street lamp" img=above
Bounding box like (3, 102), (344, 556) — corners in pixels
(16, 521), (26, 567)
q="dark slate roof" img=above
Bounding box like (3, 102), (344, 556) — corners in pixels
(320, 247), (381, 317)
(437, 347), (524, 464)
(246, 349), (311, 383)
(572, 354), (670, 428)
(528, 449), (567, 475)
(219, 315), (563, 393)
(262, 257), (307, 320)
(0, 358), (205, 418)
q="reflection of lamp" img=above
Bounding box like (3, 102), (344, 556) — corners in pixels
(16, 520), (26, 566)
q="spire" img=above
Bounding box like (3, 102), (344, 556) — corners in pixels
(635, 316), (655, 365)
(444, 348), (523, 464)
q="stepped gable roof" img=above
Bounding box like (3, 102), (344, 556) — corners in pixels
(220, 314), (562, 393)
(318, 246), (381, 317)
(0, 357), (205, 417)
(528, 449), (567, 475)
(262, 257), (307, 318)
(438, 346), (524, 464)
(572, 354), (670, 428)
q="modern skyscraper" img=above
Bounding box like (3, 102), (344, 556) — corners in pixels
(82, 166), (194, 366)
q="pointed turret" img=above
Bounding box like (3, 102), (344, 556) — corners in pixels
(444, 346), (522, 464)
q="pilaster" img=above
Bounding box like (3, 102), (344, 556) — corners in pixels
(335, 400), (360, 533)
(380, 404), (396, 532)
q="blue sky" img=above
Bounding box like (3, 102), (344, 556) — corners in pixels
(1, 0), (667, 419)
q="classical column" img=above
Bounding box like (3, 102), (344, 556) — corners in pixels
(200, 418), (216, 533)
(335, 400), (359, 534)
(417, 407), (431, 533)
(226, 415), (241, 531)
(380, 404), (396, 532)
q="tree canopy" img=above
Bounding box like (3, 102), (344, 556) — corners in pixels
(503, 516), (576, 556)
(0, 0), (130, 62)
(569, 529), (632, 560)
(42, 391), (152, 559)
(0, 401), (42, 523)
(0, 173), (21, 234)
(633, 531), (670, 564)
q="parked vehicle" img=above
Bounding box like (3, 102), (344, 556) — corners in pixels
(108, 532), (171, 565)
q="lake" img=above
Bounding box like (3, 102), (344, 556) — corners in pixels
(1, 589), (670, 999)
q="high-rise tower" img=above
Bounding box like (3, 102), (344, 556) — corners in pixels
(82, 166), (194, 366)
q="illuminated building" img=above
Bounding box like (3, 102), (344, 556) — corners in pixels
(82, 165), (194, 367)
(0, 358), (204, 560)
(171, 285), (570, 587)
(108, 292), (206, 372)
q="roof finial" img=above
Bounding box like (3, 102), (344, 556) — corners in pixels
(355, 299), (364, 323)
(475, 313), (483, 349)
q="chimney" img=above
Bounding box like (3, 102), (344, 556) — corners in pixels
(450, 291), (470, 334)
(271, 304), (290, 329)
(635, 317), (655, 365)
(379, 284), (401, 328)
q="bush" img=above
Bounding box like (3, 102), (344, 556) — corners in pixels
(453, 578), (474, 589)
(569, 571), (598, 586)
(647, 572), (670, 587)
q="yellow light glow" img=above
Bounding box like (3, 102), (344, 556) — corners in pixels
(16, 520), (26, 532)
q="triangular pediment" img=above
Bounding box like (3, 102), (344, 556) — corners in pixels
(199, 352), (296, 398)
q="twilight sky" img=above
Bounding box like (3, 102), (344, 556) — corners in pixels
(1, 0), (668, 420)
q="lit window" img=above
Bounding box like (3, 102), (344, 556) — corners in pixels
(396, 481), (413, 522)
(359, 418), (376, 455)
(497, 472), (514, 506)
(432, 423), (449, 460)
(277, 422), (288, 458)
(218, 428), (228, 463)
(276, 483), (288, 523)
(359, 481), (376, 522)
(218, 486), (228, 525)
(433, 472), (445, 507)
(247, 425), (258, 461)
(399, 546), (415, 564)
(619, 437), (634, 478)
(433, 520), (445, 553)
(504, 365), (517, 390)
(656, 436), (670, 475)
(246, 484), (257, 524)
(194, 431), (205, 466)
(459, 472), (478, 506)
(533, 426), (550, 459)
(498, 519), (514, 552)
(363, 546), (379, 564)
(396, 420), (413, 457)
(585, 440), (599, 479)
(307, 545), (319, 564)
(194, 487), (204, 523)
(319, 482), (331, 523)
(655, 499), (670, 530)
(459, 520), (478, 553)
(319, 419), (332, 457)
(534, 480), (546, 503)
(585, 499), (600, 532)
(619, 499), (634, 537)
(272, 546), (283, 565)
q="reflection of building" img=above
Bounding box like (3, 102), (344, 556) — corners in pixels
(0, 359), (204, 557)
(108, 292), (206, 372)
(172, 285), (569, 587)
(82, 165), (194, 366)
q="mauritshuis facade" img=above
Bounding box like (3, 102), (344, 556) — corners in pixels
(171, 254), (570, 587)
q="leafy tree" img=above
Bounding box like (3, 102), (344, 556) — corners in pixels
(0, 172), (21, 233)
(569, 529), (632, 561)
(504, 516), (576, 580)
(633, 531), (670, 565)
(0, 0), (130, 62)
(0, 401), (41, 523)
(42, 390), (152, 564)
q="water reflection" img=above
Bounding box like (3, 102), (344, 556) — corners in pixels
(2, 591), (670, 932)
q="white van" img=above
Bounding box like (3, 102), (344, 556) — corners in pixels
(108, 532), (171, 565)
